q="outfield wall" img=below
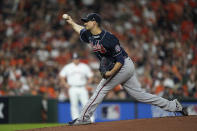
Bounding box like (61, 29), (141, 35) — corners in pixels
(0, 96), (57, 123)
(58, 99), (197, 123)
(0, 96), (197, 123)
(0, 96), (42, 123)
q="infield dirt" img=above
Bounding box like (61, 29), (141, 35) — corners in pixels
(19, 116), (197, 131)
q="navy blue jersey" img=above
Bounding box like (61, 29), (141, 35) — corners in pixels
(80, 28), (128, 64)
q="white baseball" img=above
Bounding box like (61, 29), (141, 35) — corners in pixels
(62, 14), (69, 19)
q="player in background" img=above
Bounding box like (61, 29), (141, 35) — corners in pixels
(59, 53), (94, 121)
(63, 13), (188, 125)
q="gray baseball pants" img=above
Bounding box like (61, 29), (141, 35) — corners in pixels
(79, 57), (177, 121)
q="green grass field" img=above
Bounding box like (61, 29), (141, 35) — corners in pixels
(0, 123), (64, 131)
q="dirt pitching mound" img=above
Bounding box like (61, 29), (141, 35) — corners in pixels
(19, 116), (197, 131)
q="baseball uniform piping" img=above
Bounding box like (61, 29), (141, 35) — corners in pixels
(82, 76), (114, 121)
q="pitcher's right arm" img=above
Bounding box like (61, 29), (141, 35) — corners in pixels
(63, 14), (84, 34)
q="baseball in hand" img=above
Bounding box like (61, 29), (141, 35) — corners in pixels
(62, 14), (69, 20)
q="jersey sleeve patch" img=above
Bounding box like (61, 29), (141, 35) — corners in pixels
(115, 45), (121, 52)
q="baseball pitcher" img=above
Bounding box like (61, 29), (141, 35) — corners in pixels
(62, 13), (188, 125)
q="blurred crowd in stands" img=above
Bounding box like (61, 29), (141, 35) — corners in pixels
(0, 0), (197, 100)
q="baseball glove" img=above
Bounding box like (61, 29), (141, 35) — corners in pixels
(99, 57), (115, 79)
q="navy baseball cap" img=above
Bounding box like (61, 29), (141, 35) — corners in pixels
(81, 13), (101, 24)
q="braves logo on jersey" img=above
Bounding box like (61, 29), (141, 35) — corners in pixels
(90, 39), (106, 54)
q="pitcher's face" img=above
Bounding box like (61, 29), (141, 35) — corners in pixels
(84, 21), (96, 30)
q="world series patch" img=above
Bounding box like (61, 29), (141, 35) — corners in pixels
(115, 45), (121, 52)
